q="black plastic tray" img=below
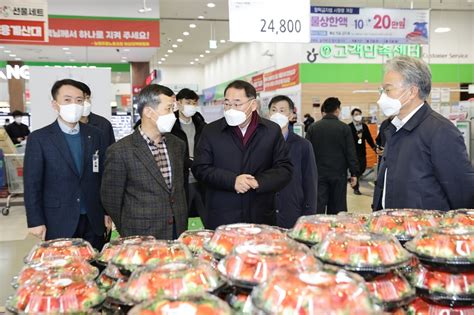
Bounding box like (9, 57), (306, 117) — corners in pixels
(416, 288), (474, 307)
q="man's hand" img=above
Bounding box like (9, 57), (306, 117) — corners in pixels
(350, 177), (357, 188)
(29, 225), (46, 240)
(247, 178), (259, 190)
(17, 137), (24, 143)
(104, 215), (113, 232)
(376, 147), (384, 156)
(235, 174), (255, 194)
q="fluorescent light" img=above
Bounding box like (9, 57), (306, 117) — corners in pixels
(183, 31), (190, 36)
(207, 2), (215, 8)
(189, 24), (196, 28)
(198, 16), (204, 19)
(161, 57), (166, 61)
(195, 58), (199, 61)
(190, 61), (195, 65)
(164, 54), (169, 57)
(199, 54), (204, 58)
(209, 40), (217, 49)
(172, 44), (178, 48)
(121, 56), (127, 59)
(69, 59), (75, 62)
(14, 57), (21, 61)
(0, 46), (4, 49)
(4, 50), (11, 53)
(123, 49), (130, 52)
(138, 7), (152, 13)
(205, 50), (210, 54)
(121, 60), (128, 63)
(167, 49), (173, 53)
(220, 39), (226, 43)
(65, 51), (72, 55)
(62, 47), (70, 51)
(435, 27), (451, 33)
(177, 38), (183, 42)
(9, 54), (16, 57)
(158, 61), (162, 64)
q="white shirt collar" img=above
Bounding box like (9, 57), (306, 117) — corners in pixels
(391, 102), (425, 131)
(57, 118), (80, 135)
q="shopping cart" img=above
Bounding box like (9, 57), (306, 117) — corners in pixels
(2, 153), (24, 216)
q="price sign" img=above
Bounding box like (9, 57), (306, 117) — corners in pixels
(229, 0), (310, 43)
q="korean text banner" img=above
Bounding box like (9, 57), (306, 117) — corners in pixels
(0, 0), (48, 43)
(311, 6), (429, 45)
(264, 64), (299, 92)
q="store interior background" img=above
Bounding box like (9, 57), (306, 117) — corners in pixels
(0, 0), (474, 309)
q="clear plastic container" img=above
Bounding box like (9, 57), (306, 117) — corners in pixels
(405, 227), (474, 272)
(178, 230), (214, 254)
(365, 271), (415, 310)
(217, 239), (320, 287)
(97, 235), (155, 265)
(288, 214), (367, 245)
(368, 209), (442, 241)
(128, 293), (232, 315)
(124, 260), (223, 303)
(111, 240), (192, 275)
(6, 274), (105, 314)
(97, 271), (117, 292)
(251, 266), (377, 315)
(407, 298), (474, 315)
(313, 231), (412, 274)
(337, 211), (371, 225)
(103, 262), (128, 280)
(204, 224), (285, 258)
(413, 265), (474, 306)
(196, 251), (218, 270)
(12, 256), (98, 289)
(441, 209), (474, 228)
(24, 238), (97, 263)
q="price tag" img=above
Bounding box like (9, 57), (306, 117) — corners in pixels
(229, 0), (310, 43)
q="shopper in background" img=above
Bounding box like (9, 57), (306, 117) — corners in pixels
(303, 113), (315, 132)
(24, 79), (109, 249)
(101, 84), (188, 239)
(6, 110), (30, 144)
(373, 56), (474, 210)
(306, 97), (359, 214)
(348, 108), (377, 195)
(192, 80), (293, 229)
(77, 82), (116, 148)
(268, 95), (318, 228)
(171, 88), (207, 223)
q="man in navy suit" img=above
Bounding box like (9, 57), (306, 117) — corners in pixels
(24, 79), (111, 249)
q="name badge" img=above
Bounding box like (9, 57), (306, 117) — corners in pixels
(93, 150), (99, 173)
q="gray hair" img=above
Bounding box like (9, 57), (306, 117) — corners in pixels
(385, 56), (432, 100)
(136, 84), (174, 117)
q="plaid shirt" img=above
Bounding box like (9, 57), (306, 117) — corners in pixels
(139, 127), (172, 190)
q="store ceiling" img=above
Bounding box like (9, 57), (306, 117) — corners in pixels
(0, 0), (473, 67)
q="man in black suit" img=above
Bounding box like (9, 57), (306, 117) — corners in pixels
(24, 79), (111, 249)
(306, 97), (359, 214)
(5, 110), (30, 144)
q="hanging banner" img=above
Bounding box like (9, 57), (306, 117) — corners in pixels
(0, 0), (48, 43)
(311, 6), (429, 44)
(264, 64), (299, 92)
(252, 73), (264, 92)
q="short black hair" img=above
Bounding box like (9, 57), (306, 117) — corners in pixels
(51, 79), (85, 100)
(224, 80), (257, 99)
(268, 95), (295, 112)
(351, 108), (362, 116)
(137, 84), (175, 117)
(11, 110), (23, 117)
(76, 81), (91, 97)
(322, 97), (341, 114)
(176, 88), (199, 101)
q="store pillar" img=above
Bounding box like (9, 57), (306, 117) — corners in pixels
(7, 61), (26, 113)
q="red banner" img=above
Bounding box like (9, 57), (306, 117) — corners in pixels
(0, 19), (46, 42)
(3, 16), (160, 47)
(263, 64), (300, 91)
(252, 73), (264, 92)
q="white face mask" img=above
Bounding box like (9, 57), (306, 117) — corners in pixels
(353, 115), (362, 123)
(156, 113), (177, 133)
(270, 112), (289, 128)
(224, 108), (247, 126)
(377, 90), (409, 116)
(59, 103), (84, 123)
(82, 101), (92, 117)
(182, 105), (198, 118)
(14, 117), (22, 124)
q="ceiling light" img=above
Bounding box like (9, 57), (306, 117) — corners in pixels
(189, 24), (196, 28)
(183, 31), (190, 36)
(121, 56), (127, 59)
(205, 50), (210, 54)
(172, 44), (178, 48)
(14, 57), (21, 61)
(434, 27), (451, 33)
(123, 49), (130, 52)
(190, 61), (195, 65)
(198, 16), (204, 19)
(62, 47), (69, 51)
(164, 54), (169, 57)
(65, 51), (72, 55)
(177, 38), (183, 42)
(0, 46), (4, 49)
(69, 59), (76, 62)
(158, 61), (162, 64)
(4, 50), (11, 53)
(200, 54), (204, 58)
(194, 58), (199, 61)
(167, 49), (173, 53)
(161, 58), (166, 61)
(9, 54), (16, 57)
(220, 39), (226, 43)
(207, 2), (216, 8)
(138, 0), (152, 13)
(209, 40), (217, 49)
(121, 60), (128, 63)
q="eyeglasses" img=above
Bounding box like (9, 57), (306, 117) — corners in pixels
(378, 86), (405, 95)
(223, 98), (254, 109)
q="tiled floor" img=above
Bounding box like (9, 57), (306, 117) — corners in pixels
(0, 182), (375, 309)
